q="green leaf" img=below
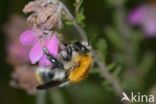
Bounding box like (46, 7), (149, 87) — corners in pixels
(105, 0), (127, 7)
(74, 0), (85, 27)
(105, 27), (123, 50)
(76, 8), (85, 27)
(65, 21), (73, 25)
(113, 65), (122, 76)
(96, 39), (107, 53)
(96, 39), (107, 60)
(61, 11), (73, 26)
(107, 63), (116, 71)
(138, 52), (155, 74)
(90, 68), (99, 74)
(101, 81), (113, 92)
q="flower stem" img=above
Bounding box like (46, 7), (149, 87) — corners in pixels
(60, 2), (88, 41)
(94, 52), (123, 97)
(36, 91), (46, 104)
(50, 89), (65, 104)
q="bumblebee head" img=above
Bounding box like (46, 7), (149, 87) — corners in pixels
(73, 41), (91, 54)
(59, 41), (91, 62)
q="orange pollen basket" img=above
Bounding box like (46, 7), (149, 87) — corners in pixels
(68, 54), (92, 83)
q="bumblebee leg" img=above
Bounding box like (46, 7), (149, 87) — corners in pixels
(66, 46), (72, 61)
(43, 48), (64, 69)
(59, 81), (69, 87)
(36, 80), (67, 90)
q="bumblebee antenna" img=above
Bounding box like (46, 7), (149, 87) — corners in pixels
(42, 47), (49, 55)
(42, 47), (64, 69)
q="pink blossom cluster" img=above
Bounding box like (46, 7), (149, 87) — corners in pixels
(20, 29), (60, 67)
(3, 15), (39, 95)
(129, 4), (156, 37)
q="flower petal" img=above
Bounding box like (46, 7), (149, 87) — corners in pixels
(128, 6), (145, 25)
(39, 55), (53, 67)
(7, 43), (30, 64)
(143, 20), (156, 36)
(47, 34), (59, 56)
(29, 42), (43, 64)
(20, 29), (38, 46)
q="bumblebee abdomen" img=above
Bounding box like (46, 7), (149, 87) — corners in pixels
(35, 67), (54, 84)
(68, 55), (92, 83)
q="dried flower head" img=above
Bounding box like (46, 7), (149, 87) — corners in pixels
(10, 65), (39, 95)
(23, 0), (62, 30)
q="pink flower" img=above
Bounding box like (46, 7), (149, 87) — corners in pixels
(128, 5), (156, 37)
(128, 6), (145, 25)
(6, 42), (31, 65)
(20, 29), (60, 67)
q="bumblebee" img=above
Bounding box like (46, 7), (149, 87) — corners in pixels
(35, 41), (93, 90)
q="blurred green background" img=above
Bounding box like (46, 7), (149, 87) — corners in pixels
(0, 0), (156, 104)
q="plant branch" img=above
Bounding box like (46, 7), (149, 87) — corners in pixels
(60, 2), (88, 41)
(94, 52), (123, 97)
(60, 1), (124, 98)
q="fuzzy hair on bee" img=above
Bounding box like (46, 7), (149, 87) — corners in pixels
(35, 67), (66, 84)
(35, 41), (93, 90)
(35, 67), (69, 89)
(68, 53), (93, 83)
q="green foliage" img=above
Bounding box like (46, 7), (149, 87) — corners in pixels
(105, 27), (124, 50)
(61, 11), (74, 26)
(101, 81), (113, 92)
(107, 63), (116, 71)
(64, 21), (73, 25)
(90, 68), (99, 74)
(107, 63), (122, 76)
(62, 0), (85, 27)
(138, 52), (155, 74)
(74, 0), (85, 27)
(113, 65), (122, 76)
(96, 39), (107, 61)
(105, 0), (127, 7)
(75, 8), (85, 27)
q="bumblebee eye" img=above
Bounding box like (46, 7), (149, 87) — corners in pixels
(60, 47), (72, 61)
(73, 41), (89, 53)
(61, 50), (68, 59)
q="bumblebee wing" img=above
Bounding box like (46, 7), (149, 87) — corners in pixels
(36, 80), (67, 90)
